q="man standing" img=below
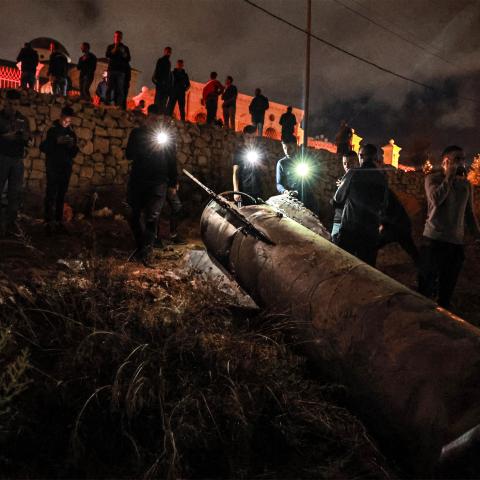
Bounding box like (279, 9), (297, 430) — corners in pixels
(95, 71), (109, 104)
(249, 88), (269, 137)
(126, 104), (178, 265)
(418, 145), (480, 309)
(333, 144), (388, 267)
(276, 140), (317, 213)
(330, 150), (358, 242)
(232, 125), (262, 204)
(222, 76), (237, 130)
(40, 106), (78, 234)
(152, 46), (172, 114)
(167, 59), (190, 121)
(77, 42), (97, 101)
(0, 90), (30, 237)
(48, 41), (69, 96)
(105, 31), (131, 108)
(335, 120), (353, 158)
(16, 42), (39, 90)
(202, 72), (224, 124)
(279, 106), (297, 143)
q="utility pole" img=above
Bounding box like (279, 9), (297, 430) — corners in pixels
(303, 0), (312, 151)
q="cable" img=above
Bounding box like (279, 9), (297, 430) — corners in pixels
(331, 0), (456, 66)
(243, 0), (480, 105)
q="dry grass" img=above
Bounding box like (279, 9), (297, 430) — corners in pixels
(0, 218), (395, 479)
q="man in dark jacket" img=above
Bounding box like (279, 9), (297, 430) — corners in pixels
(105, 30), (131, 108)
(330, 150), (358, 242)
(167, 59), (190, 121)
(276, 140), (317, 213)
(222, 76), (238, 130)
(333, 144), (388, 266)
(41, 106), (78, 234)
(126, 104), (178, 265)
(0, 90), (31, 236)
(418, 145), (480, 309)
(16, 42), (39, 90)
(249, 88), (269, 137)
(153, 47), (172, 114)
(48, 41), (69, 96)
(279, 106), (297, 143)
(77, 42), (97, 101)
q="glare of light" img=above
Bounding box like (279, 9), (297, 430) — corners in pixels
(296, 162), (310, 178)
(245, 150), (260, 164)
(155, 131), (169, 145)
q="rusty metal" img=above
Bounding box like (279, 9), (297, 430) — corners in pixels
(200, 200), (480, 476)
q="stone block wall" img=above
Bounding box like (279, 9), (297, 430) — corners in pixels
(1, 89), (478, 228)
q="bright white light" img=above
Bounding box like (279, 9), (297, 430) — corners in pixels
(296, 162), (310, 178)
(155, 131), (169, 145)
(246, 150), (260, 164)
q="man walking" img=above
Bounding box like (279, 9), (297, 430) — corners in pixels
(105, 31), (131, 108)
(202, 72), (224, 124)
(249, 88), (269, 137)
(16, 42), (39, 90)
(40, 106), (78, 234)
(126, 104), (178, 265)
(0, 90), (30, 236)
(152, 46), (172, 114)
(167, 59), (190, 121)
(333, 144), (388, 267)
(48, 41), (69, 96)
(279, 106), (297, 143)
(77, 42), (97, 101)
(418, 145), (480, 309)
(222, 76), (237, 130)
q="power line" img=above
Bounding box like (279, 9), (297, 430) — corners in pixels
(330, 0), (456, 67)
(243, 0), (480, 105)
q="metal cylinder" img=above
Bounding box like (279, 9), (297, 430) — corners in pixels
(200, 201), (480, 475)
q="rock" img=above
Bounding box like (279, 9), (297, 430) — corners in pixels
(107, 128), (124, 138)
(75, 154), (85, 165)
(103, 116), (118, 128)
(95, 126), (108, 137)
(50, 106), (61, 120)
(195, 137), (208, 149)
(70, 116), (82, 126)
(177, 152), (188, 164)
(108, 109), (124, 118)
(92, 173), (106, 185)
(32, 159), (45, 172)
(82, 118), (95, 129)
(92, 152), (104, 163)
(111, 138), (122, 146)
(182, 133), (192, 143)
(111, 145), (123, 160)
(94, 163), (105, 173)
(105, 167), (116, 178)
(37, 105), (49, 114)
(29, 169), (44, 180)
(76, 127), (93, 141)
(80, 166), (94, 178)
(80, 140), (93, 155)
(72, 164), (81, 174)
(198, 155), (208, 166)
(28, 147), (40, 158)
(70, 173), (79, 187)
(105, 155), (116, 166)
(93, 137), (109, 154)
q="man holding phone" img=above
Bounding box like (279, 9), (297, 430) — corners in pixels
(419, 145), (480, 309)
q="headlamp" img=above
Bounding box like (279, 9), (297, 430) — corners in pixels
(155, 131), (169, 145)
(295, 162), (310, 178)
(245, 149), (260, 164)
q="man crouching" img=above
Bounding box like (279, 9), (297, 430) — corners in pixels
(125, 104), (178, 266)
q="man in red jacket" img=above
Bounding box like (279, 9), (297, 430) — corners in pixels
(202, 72), (224, 124)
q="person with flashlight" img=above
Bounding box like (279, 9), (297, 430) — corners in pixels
(126, 104), (178, 266)
(232, 125), (262, 205)
(276, 140), (317, 213)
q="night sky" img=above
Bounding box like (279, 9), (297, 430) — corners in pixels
(1, 0), (479, 161)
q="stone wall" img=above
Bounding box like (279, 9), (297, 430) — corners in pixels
(1, 89), (478, 228)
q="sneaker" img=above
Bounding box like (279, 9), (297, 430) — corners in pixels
(169, 234), (187, 245)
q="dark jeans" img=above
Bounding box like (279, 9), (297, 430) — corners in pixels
(206, 97), (218, 124)
(44, 162), (72, 223)
(21, 71), (36, 90)
(0, 154), (23, 227)
(167, 91), (186, 121)
(418, 237), (465, 309)
(52, 76), (67, 96)
(155, 87), (170, 114)
(223, 105), (236, 129)
(128, 183), (167, 251)
(338, 228), (379, 267)
(106, 71), (125, 107)
(378, 225), (419, 265)
(79, 74), (94, 101)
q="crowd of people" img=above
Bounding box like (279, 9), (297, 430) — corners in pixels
(2, 30), (479, 312)
(15, 33), (298, 140)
